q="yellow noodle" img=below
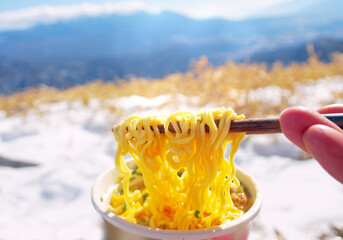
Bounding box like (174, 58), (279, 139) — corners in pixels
(111, 107), (246, 230)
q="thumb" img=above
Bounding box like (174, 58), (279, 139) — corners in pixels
(303, 124), (343, 183)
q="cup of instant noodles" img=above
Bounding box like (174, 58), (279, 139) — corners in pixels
(92, 159), (262, 240)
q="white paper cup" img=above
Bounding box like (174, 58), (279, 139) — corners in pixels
(92, 160), (262, 240)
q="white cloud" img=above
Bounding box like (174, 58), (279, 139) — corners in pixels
(0, 1), (146, 31)
(0, 0), (292, 31)
(144, 0), (292, 20)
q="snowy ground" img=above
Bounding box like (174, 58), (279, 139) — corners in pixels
(0, 78), (343, 240)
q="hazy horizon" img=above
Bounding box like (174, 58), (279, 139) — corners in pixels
(0, 0), (314, 31)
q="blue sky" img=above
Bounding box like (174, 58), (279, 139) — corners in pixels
(0, 0), (292, 14)
(0, 0), (299, 31)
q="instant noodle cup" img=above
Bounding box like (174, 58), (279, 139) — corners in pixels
(92, 160), (262, 240)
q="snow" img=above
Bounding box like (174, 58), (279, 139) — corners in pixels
(0, 78), (343, 240)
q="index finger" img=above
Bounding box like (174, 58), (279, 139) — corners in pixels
(280, 106), (342, 153)
(317, 104), (343, 114)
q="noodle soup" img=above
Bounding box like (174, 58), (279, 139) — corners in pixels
(91, 160), (261, 240)
(108, 164), (253, 229)
(92, 108), (262, 239)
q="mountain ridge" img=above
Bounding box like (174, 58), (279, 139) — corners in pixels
(0, 9), (343, 94)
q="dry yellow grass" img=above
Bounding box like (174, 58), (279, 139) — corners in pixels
(1, 48), (343, 117)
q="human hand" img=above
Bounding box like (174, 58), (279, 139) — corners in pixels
(280, 104), (343, 184)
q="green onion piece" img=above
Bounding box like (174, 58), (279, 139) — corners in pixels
(194, 210), (200, 218)
(132, 167), (142, 175)
(117, 184), (124, 195)
(122, 203), (127, 213)
(142, 193), (149, 202)
(137, 219), (148, 226)
(132, 168), (137, 175)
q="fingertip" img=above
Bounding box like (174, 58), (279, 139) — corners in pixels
(280, 106), (313, 152)
(280, 106), (313, 127)
(280, 106), (309, 119)
(280, 106), (343, 153)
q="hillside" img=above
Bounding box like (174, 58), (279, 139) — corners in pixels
(1, 7), (343, 94)
(250, 37), (343, 65)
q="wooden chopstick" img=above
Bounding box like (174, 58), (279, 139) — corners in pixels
(156, 113), (343, 135)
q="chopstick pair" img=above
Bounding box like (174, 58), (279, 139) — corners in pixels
(156, 113), (343, 135)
